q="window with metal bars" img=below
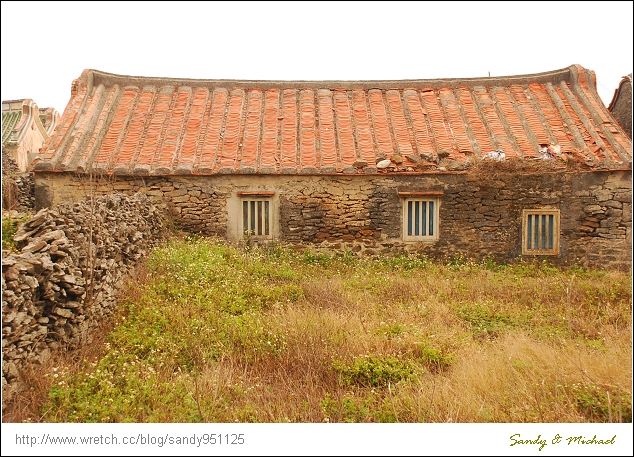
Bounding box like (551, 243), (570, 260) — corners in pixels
(403, 198), (439, 241)
(522, 209), (560, 255)
(241, 199), (271, 238)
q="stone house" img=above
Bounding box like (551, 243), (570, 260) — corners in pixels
(607, 74), (632, 139)
(2, 99), (59, 172)
(30, 65), (632, 269)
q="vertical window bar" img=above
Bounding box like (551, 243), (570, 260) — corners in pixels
(527, 214), (532, 250)
(533, 215), (539, 249)
(541, 214), (546, 249)
(548, 214), (554, 249)
(414, 201), (420, 236)
(257, 201), (263, 235)
(421, 201), (427, 236)
(243, 201), (249, 235)
(265, 201), (270, 236)
(250, 201), (255, 232)
(407, 201), (412, 236)
(429, 201), (434, 236)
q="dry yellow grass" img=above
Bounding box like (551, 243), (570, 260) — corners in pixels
(3, 238), (631, 423)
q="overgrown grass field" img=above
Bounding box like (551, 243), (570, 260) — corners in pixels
(8, 237), (632, 423)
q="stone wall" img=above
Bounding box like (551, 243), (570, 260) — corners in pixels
(33, 168), (632, 270)
(2, 193), (167, 401)
(2, 153), (35, 213)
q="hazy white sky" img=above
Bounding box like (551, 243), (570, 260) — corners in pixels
(2, 1), (632, 115)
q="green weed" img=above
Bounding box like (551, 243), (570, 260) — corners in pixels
(333, 356), (419, 388)
(2, 214), (31, 251)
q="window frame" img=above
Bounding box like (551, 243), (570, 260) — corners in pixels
(521, 209), (560, 256)
(399, 192), (442, 242)
(237, 191), (275, 240)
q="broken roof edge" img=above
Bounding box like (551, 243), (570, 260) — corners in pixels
(83, 65), (577, 91)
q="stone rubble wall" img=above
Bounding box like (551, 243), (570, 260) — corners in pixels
(2, 153), (35, 213)
(2, 193), (167, 401)
(33, 169), (632, 270)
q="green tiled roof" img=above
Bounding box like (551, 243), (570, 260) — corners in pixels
(2, 110), (22, 145)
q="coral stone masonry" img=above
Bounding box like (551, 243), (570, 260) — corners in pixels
(34, 167), (631, 270)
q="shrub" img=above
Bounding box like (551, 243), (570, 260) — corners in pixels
(571, 383), (632, 423)
(2, 214), (30, 251)
(333, 356), (418, 388)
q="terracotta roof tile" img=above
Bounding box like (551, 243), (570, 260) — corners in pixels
(299, 89), (317, 170)
(260, 89), (280, 173)
(113, 89), (154, 173)
(369, 90), (394, 157)
(33, 65), (632, 175)
(438, 88), (472, 157)
(239, 89), (263, 173)
(94, 88), (137, 170)
(317, 89), (337, 171)
(77, 85), (119, 172)
(333, 90), (356, 169)
(387, 90), (414, 157)
(455, 87), (490, 155)
(404, 89), (436, 157)
(197, 89), (227, 173)
(280, 89), (298, 172)
(136, 90), (172, 173)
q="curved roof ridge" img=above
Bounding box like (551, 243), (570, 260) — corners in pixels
(86, 65), (575, 91)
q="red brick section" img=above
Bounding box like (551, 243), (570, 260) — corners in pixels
(35, 66), (631, 175)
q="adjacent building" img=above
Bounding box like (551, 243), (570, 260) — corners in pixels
(2, 99), (59, 172)
(607, 74), (632, 139)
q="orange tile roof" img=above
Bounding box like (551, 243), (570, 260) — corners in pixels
(32, 65), (632, 175)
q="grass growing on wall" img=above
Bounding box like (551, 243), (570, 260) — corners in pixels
(9, 237), (632, 423)
(1, 213), (31, 252)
